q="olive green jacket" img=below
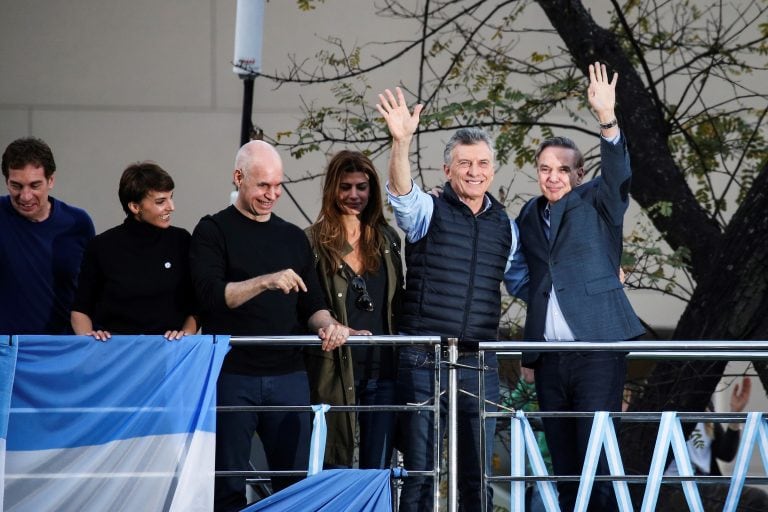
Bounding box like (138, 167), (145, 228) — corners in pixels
(304, 223), (403, 467)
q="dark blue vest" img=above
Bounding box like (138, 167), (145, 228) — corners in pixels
(400, 183), (511, 341)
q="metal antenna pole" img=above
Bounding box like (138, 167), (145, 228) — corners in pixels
(240, 77), (255, 146)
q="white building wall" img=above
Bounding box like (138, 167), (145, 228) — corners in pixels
(0, 0), (750, 331)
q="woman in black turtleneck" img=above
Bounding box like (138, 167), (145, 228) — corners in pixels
(71, 162), (197, 341)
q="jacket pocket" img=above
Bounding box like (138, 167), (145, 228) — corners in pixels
(584, 275), (622, 295)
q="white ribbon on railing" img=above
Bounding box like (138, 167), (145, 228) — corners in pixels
(509, 411), (525, 512)
(574, 411), (633, 512)
(641, 411), (703, 512)
(510, 410), (560, 512)
(308, 403), (331, 476)
(723, 412), (768, 511)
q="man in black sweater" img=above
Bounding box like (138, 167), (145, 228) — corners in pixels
(190, 140), (351, 511)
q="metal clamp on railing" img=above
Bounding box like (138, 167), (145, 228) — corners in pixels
(445, 337), (459, 512)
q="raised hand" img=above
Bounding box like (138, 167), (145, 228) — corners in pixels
(729, 376), (752, 413)
(587, 62), (618, 120)
(376, 87), (423, 142)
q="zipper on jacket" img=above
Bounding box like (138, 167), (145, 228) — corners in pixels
(459, 214), (479, 340)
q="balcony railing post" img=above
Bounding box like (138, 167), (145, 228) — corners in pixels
(447, 337), (459, 512)
(433, 341), (442, 512)
(479, 348), (488, 512)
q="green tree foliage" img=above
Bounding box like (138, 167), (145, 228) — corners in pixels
(268, 0), (765, 301)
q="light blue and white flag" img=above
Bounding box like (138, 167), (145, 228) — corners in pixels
(4, 334), (229, 512)
(0, 336), (19, 510)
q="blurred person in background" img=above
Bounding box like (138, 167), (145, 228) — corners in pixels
(663, 377), (768, 511)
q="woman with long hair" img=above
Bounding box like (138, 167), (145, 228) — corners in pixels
(305, 150), (403, 469)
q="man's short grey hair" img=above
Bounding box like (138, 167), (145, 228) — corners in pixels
(534, 136), (585, 169)
(443, 128), (495, 166)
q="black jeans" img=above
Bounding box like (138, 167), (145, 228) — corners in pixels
(535, 351), (626, 512)
(214, 370), (310, 512)
(396, 347), (499, 512)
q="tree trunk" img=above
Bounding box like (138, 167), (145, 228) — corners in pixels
(535, 0), (722, 281)
(624, 158), (768, 491)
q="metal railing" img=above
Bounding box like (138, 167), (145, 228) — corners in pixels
(220, 337), (768, 512)
(224, 335), (444, 509)
(478, 340), (768, 512)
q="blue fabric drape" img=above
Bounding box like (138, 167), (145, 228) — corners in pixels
(242, 469), (392, 512)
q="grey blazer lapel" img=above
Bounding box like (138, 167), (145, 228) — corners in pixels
(548, 193), (584, 246)
(548, 199), (565, 247)
(527, 198), (549, 247)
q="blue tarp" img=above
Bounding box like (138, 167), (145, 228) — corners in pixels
(242, 469), (392, 512)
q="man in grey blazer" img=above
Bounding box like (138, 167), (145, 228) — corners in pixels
(508, 62), (644, 511)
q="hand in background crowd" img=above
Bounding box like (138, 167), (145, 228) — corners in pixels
(729, 376), (751, 413)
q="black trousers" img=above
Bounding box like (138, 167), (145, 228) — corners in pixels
(534, 351), (626, 512)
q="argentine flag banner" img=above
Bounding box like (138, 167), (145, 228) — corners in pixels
(1, 336), (18, 510)
(3, 334), (229, 512)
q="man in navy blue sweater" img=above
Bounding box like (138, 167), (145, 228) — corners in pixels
(1, 137), (94, 335)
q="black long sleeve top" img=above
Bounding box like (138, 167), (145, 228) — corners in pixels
(72, 216), (195, 334)
(190, 206), (327, 375)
